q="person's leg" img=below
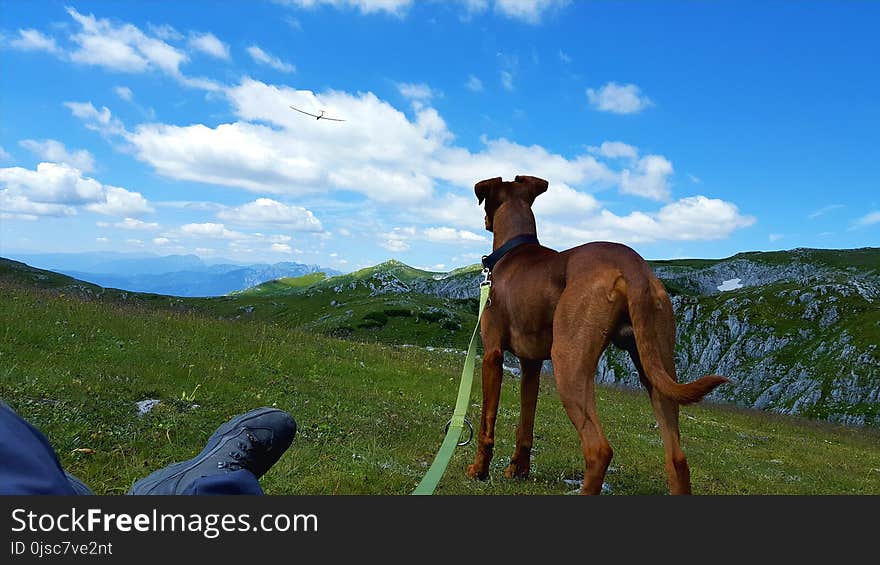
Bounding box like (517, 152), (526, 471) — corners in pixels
(128, 407), (296, 495)
(0, 399), (88, 495)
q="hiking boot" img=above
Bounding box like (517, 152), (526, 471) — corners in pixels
(127, 407), (296, 495)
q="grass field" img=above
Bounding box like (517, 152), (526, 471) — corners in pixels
(2, 281), (880, 495)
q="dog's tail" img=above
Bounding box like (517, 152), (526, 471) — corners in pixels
(625, 269), (728, 405)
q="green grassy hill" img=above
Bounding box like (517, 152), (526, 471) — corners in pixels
(214, 259), (479, 348)
(229, 271), (331, 296)
(648, 246), (880, 272)
(1, 257), (880, 494)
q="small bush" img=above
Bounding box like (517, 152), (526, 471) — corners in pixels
(420, 310), (445, 323)
(383, 308), (413, 317)
(361, 311), (388, 325)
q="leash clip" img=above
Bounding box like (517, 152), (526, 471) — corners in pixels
(480, 267), (492, 287)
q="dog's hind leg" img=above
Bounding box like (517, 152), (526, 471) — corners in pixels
(626, 343), (692, 495)
(467, 347), (504, 480)
(505, 358), (542, 479)
(551, 298), (615, 495)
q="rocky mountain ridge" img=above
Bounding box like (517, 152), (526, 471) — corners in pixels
(265, 248), (879, 426)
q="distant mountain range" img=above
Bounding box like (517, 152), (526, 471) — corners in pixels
(4, 252), (338, 297)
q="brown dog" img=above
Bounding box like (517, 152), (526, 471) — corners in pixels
(469, 175), (727, 495)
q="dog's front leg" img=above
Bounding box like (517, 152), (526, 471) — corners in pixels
(467, 348), (504, 480)
(505, 358), (541, 479)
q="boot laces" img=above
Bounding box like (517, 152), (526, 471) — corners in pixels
(217, 430), (271, 471)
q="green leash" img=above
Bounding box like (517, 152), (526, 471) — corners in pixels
(412, 280), (491, 495)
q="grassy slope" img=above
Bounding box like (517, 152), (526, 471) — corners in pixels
(230, 271), (331, 296)
(649, 246), (880, 271)
(2, 276), (880, 494)
(0, 258), (476, 350)
(212, 260), (478, 348)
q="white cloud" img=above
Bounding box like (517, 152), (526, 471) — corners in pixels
(539, 195), (755, 248)
(278, 0), (569, 22)
(769, 233), (784, 242)
(397, 82), (436, 101)
(96, 237), (110, 243)
(497, 52), (518, 92)
(87, 186), (153, 216)
(10, 29), (60, 54)
(188, 32), (230, 60)
(36, 8), (223, 92)
(271, 243), (293, 253)
(619, 155), (674, 201)
(64, 101), (127, 136)
(430, 137), (617, 191)
(58, 71), (751, 249)
(175, 226), (299, 252)
(153, 237), (171, 245)
(246, 45), (295, 73)
(128, 121), (322, 193)
(500, 70), (514, 91)
(1, 162), (104, 204)
(493, 0), (570, 24)
(19, 139), (96, 172)
(217, 198), (323, 231)
(590, 141), (638, 160)
(380, 225), (486, 251)
(122, 78), (449, 202)
(75, 79), (629, 215)
(328, 167), (433, 203)
(587, 82), (653, 114)
(276, 0), (412, 17)
(156, 200), (226, 211)
(558, 49), (571, 63)
(66, 7), (185, 74)
(0, 192), (76, 219)
(180, 222), (246, 240)
(0, 146), (10, 161)
(415, 194), (484, 230)
(114, 86), (133, 101)
(808, 204), (844, 219)
(532, 182), (600, 218)
(465, 75), (484, 92)
(0, 162), (151, 218)
(380, 226), (415, 252)
(381, 239), (409, 252)
(853, 211), (880, 228)
(111, 217), (160, 230)
(423, 226), (487, 244)
(147, 24), (183, 41)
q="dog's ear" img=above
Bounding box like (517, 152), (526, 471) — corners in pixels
(515, 175), (549, 203)
(474, 177), (502, 204)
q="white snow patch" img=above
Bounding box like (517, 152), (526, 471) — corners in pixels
(718, 278), (743, 291)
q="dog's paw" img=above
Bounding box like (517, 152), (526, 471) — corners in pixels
(503, 462), (530, 479)
(466, 463), (489, 481)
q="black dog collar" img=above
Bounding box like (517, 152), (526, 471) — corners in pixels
(481, 234), (540, 271)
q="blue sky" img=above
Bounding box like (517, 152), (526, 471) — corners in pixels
(1, 0), (878, 272)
